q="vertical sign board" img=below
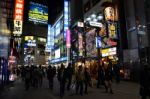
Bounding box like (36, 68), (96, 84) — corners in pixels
(66, 29), (71, 48)
(96, 37), (102, 48)
(46, 25), (51, 52)
(13, 0), (24, 35)
(47, 25), (54, 52)
(78, 33), (83, 56)
(64, 0), (69, 39)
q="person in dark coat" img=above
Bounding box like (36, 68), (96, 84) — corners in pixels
(39, 65), (44, 87)
(66, 63), (73, 91)
(57, 64), (67, 97)
(47, 65), (55, 89)
(114, 63), (121, 83)
(140, 64), (150, 99)
(104, 61), (114, 94)
(76, 65), (84, 96)
(24, 66), (31, 90)
(97, 62), (105, 88)
(84, 67), (91, 94)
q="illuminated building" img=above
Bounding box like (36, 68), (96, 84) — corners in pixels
(20, 1), (48, 65)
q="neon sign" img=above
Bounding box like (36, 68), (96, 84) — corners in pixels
(64, 0), (69, 39)
(13, 0), (24, 35)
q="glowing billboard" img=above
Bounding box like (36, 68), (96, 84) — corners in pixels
(66, 29), (71, 48)
(28, 2), (48, 24)
(13, 0), (24, 35)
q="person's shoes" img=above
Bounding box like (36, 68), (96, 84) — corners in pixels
(80, 93), (83, 96)
(105, 89), (108, 93)
(84, 92), (88, 94)
(60, 94), (64, 98)
(110, 90), (114, 94)
(67, 88), (70, 91)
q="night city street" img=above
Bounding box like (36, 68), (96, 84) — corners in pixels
(0, 77), (140, 99)
(0, 0), (150, 99)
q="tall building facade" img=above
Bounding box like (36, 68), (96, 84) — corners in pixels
(21, 1), (48, 65)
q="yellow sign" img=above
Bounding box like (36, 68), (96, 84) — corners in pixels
(104, 7), (115, 21)
(25, 36), (34, 41)
(13, 20), (23, 35)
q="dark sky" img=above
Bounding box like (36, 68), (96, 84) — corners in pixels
(48, 0), (63, 24)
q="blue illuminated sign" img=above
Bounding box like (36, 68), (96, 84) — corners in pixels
(64, 0), (69, 39)
(50, 57), (68, 63)
(96, 37), (102, 48)
(46, 24), (54, 52)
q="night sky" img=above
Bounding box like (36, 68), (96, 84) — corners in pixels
(48, 0), (63, 24)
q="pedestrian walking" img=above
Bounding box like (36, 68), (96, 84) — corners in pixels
(140, 64), (150, 99)
(39, 65), (44, 87)
(66, 63), (73, 91)
(84, 67), (91, 94)
(97, 62), (105, 88)
(57, 63), (67, 97)
(114, 63), (121, 83)
(75, 65), (84, 96)
(32, 66), (40, 88)
(104, 61), (114, 94)
(24, 66), (31, 90)
(47, 65), (55, 90)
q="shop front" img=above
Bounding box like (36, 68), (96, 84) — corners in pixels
(82, 2), (120, 77)
(23, 36), (46, 66)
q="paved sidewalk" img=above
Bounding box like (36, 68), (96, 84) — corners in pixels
(0, 77), (141, 99)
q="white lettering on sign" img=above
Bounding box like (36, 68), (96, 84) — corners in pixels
(13, 0), (24, 35)
(89, 21), (103, 27)
(16, 3), (23, 9)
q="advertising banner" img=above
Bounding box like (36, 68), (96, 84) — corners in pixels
(66, 29), (71, 48)
(28, 2), (48, 24)
(78, 33), (83, 56)
(13, 0), (24, 35)
(96, 36), (102, 48)
(108, 22), (117, 39)
(86, 28), (97, 57)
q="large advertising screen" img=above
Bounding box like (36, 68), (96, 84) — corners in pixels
(55, 49), (60, 59)
(86, 28), (97, 57)
(28, 2), (48, 24)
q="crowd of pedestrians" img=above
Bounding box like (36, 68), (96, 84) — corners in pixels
(20, 65), (46, 90)
(17, 61), (118, 96)
(16, 61), (150, 99)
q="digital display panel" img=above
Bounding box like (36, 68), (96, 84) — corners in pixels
(86, 28), (97, 57)
(55, 49), (60, 59)
(101, 47), (117, 57)
(28, 2), (48, 24)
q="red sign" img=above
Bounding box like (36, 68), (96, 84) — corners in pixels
(13, 0), (24, 35)
(14, 0), (24, 20)
(107, 38), (117, 46)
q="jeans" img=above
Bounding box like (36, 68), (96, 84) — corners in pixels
(76, 81), (83, 95)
